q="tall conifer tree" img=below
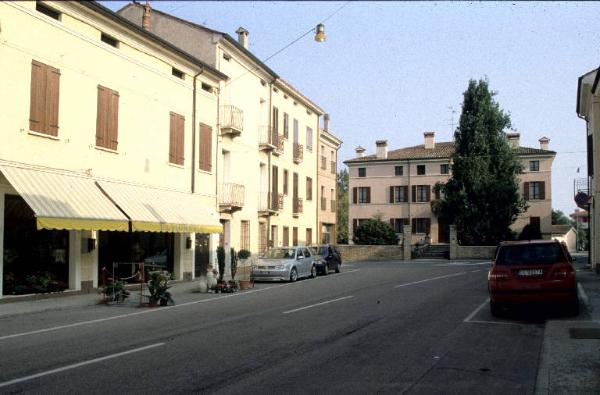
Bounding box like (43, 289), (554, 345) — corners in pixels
(438, 79), (526, 245)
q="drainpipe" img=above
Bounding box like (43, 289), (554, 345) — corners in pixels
(191, 67), (204, 193)
(315, 115), (320, 244)
(407, 159), (411, 237)
(266, 81), (273, 249)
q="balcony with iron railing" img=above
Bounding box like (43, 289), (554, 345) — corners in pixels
(320, 197), (327, 211)
(258, 126), (284, 156)
(258, 191), (280, 216)
(330, 199), (336, 213)
(293, 143), (303, 164)
(330, 161), (336, 174)
(321, 156), (327, 170)
(218, 183), (245, 213)
(293, 197), (303, 217)
(220, 105), (244, 137)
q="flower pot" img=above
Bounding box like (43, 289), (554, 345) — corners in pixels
(239, 280), (253, 290)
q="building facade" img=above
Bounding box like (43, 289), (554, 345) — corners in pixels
(118, 2), (340, 273)
(318, 117), (343, 244)
(345, 132), (556, 245)
(577, 68), (599, 272)
(0, 1), (226, 297)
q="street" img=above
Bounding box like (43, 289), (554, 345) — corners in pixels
(0, 259), (587, 394)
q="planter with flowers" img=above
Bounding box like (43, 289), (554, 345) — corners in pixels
(147, 271), (174, 306)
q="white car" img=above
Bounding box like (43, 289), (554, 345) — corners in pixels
(252, 247), (317, 282)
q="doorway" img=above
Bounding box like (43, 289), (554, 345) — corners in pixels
(195, 233), (210, 277)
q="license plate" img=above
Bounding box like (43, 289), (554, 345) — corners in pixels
(518, 269), (543, 277)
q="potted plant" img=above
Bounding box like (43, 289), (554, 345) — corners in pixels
(237, 249), (253, 290)
(147, 271), (174, 306)
(216, 246), (225, 281)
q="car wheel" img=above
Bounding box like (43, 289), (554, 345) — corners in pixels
(310, 265), (317, 278)
(290, 267), (298, 282)
(323, 263), (329, 276)
(490, 301), (502, 317)
(335, 262), (341, 273)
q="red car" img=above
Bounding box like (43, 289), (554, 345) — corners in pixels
(488, 240), (578, 316)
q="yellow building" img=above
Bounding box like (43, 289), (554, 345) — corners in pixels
(118, 3), (340, 275)
(345, 132), (555, 245)
(318, 117), (343, 243)
(577, 68), (599, 272)
(0, 1), (226, 298)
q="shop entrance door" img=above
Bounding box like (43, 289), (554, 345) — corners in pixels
(195, 233), (210, 277)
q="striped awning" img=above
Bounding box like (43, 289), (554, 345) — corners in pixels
(97, 180), (222, 234)
(0, 165), (129, 231)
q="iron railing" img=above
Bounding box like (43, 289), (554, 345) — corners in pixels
(293, 143), (303, 163)
(220, 105), (244, 133)
(219, 183), (245, 207)
(293, 197), (303, 215)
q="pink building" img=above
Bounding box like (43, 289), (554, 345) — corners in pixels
(345, 132), (555, 244)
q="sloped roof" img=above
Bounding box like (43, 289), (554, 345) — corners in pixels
(345, 141), (556, 164)
(551, 224), (575, 235)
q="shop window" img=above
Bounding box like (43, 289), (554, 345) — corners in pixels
(417, 165), (426, 175)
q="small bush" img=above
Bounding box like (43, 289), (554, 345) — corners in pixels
(353, 219), (399, 245)
(238, 249), (251, 259)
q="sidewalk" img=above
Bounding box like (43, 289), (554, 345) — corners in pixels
(535, 253), (600, 394)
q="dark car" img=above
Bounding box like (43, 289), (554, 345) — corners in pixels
(309, 244), (342, 275)
(488, 240), (578, 316)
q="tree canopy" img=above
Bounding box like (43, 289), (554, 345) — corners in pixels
(336, 169), (349, 244)
(352, 218), (398, 245)
(436, 79), (527, 245)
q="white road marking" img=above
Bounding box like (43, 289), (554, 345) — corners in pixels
(463, 299), (489, 322)
(466, 320), (523, 326)
(577, 283), (589, 308)
(0, 270), (363, 342)
(434, 261), (490, 267)
(0, 342), (164, 388)
(282, 296), (354, 314)
(470, 269), (481, 273)
(394, 272), (466, 288)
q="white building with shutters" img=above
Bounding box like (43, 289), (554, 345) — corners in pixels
(0, 1), (226, 298)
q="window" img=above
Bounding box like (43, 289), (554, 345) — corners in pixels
(201, 83), (213, 93)
(390, 218), (409, 233)
(358, 168), (366, 177)
(352, 218), (369, 233)
(36, 2), (60, 20)
(306, 177), (312, 201)
(353, 187), (371, 204)
(101, 33), (119, 48)
(389, 186), (408, 203)
(283, 226), (290, 247)
(283, 169), (289, 195)
(172, 67), (184, 80)
(293, 227), (298, 246)
(283, 113), (289, 139)
(272, 106), (279, 135)
(395, 166), (403, 176)
(529, 160), (540, 171)
(440, 164), (449, 174)
(293, 119), (299, 143)
(306, 228), (312, 246)
(199, 123), (212, 171)
(525, 181), (545, 200)
(412, 185), (430, 202)
(417, 165), (426, 175)
(169, 112), (185, 165)
(96, 85), (119, 150)
(29, 60), (60, 136)
(240, 221), (250, 251)
(412, 218), (431, 234)
(306, 127), (313, 151)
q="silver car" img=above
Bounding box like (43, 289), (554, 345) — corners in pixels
(252, 247), (317, 282)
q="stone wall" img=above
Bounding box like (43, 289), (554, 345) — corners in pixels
(455, 246), (496, 260)
(337, 245), (404, 262)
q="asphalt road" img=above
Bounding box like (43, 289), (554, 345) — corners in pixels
(0, 260), (564, 394)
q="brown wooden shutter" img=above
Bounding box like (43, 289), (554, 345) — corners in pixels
(425, 219), (431, 235)
(412, 218), (416, 233)
(539, 181), (545, 200)
(199, 123), (212, 171)
(108, 90), (119, 150)
(426, 185), (431, 202)
(283, 170), (288, 195)
(29, 60), (46, 133)
(272, 107), (279, 133)
(366, 187), (371, 203)
(412, 185), (417, 202)
(390, 186), (394, 203)
(169, 112), (176, 163)
(96, 86), (108, 147)
(352, 219), (358, 233)
(523, 182), (530, 200)
(46, 65), (60, 136)
(177, 114), (185, 165)
(352, 187), (357, 204)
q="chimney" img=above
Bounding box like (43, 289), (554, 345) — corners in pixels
(539, 136), (550, 150)
(424, 131), (435, 149)
(506, 132), (520, 148)
(355, 146), (365, 158)
(235, 27), (249, 49)
(376, 140), (388, 159)
(323, 114), (330, 132)
(142, 1), (151, 30)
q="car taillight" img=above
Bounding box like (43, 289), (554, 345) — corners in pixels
(553, 266), (574, 279)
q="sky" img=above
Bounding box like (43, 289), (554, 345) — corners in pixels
(103, 1), (598, 216)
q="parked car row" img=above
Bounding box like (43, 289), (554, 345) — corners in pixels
(251, 244), (342, 282)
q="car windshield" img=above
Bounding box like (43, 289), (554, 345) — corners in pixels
(496, 243), (566, 266)
(263, 248), (295, 259)
(309, 246), (328, 256)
